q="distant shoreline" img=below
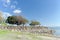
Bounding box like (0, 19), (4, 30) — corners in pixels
(48, 27), (60, 36)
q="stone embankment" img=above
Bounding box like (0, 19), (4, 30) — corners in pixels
(0, 25), (55, 35)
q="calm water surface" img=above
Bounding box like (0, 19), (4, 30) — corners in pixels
(49, 27), (60, 36)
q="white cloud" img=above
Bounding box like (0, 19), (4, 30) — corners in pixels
(3, 12), (12, 19)
(3, 3), (8, 7)
(11, 5), (16, 9)
(0, 11), (12, 19)
(2, 0), (11, 4)
(2, 0), (18, 9)
(2, 0), (11, 7)
(6, 0), (10, 3)
(13, 9), (21, 14)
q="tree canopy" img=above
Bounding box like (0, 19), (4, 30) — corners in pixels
(6, 16), (17, 24)
(29, 20), (40, 26)
(6, 16), (28, 26)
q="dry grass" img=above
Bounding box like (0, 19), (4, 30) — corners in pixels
(0, 30), (59, 40)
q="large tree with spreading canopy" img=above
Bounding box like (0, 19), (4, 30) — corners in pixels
(6, 16), (28, 26)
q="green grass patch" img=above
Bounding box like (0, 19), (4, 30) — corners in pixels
(0, 30), (44, 40)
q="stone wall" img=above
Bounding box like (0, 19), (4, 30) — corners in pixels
(0, 25), (55, 34)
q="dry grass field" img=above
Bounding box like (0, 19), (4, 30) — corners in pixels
(0, 30), (60, 40)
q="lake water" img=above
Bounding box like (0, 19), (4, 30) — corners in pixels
(49, 27), (60, 36)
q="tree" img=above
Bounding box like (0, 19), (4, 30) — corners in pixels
(15, 16), (28, 26)
(6, 16), (28, 26)
(6, 16), (17, 24)
(21, 18), (28, 26)
(15, 16), (24, 25)
(29, 20), (40, 26)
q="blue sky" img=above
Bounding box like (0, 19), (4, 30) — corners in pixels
(0, 0), (60, 27)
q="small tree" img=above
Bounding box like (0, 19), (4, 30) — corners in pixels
(29, 20), (40, 26)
